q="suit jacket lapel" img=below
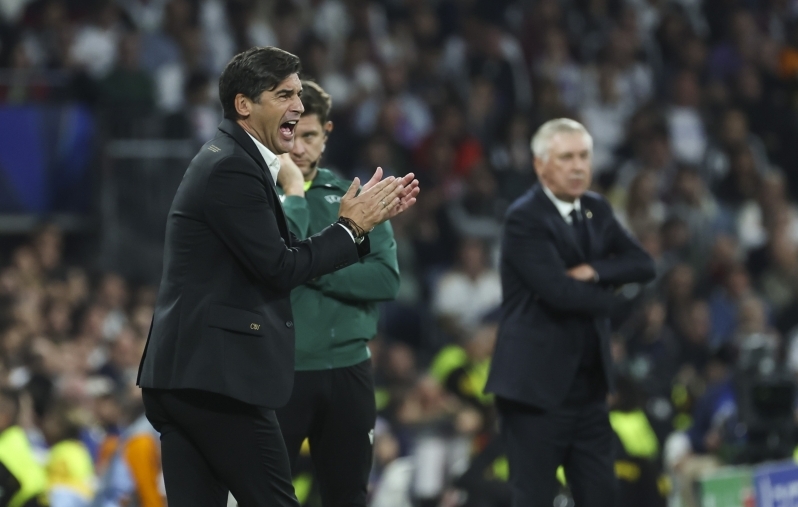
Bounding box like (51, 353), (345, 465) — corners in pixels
(217, 119), (290, 241)
(533, 185), (586, 263)
(218, 119), (272, 181)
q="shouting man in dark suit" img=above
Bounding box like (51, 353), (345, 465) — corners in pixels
(136, 47), (419, 507)
(484, 118), (655, 507)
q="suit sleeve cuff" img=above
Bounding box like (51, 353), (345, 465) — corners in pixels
(337, 222), (363, 243)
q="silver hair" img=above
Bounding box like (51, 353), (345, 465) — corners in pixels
(531, 118), (593, 161)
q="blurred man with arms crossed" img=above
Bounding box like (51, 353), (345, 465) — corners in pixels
(485, 119), (655, 507)
(274, 81), (398, 507)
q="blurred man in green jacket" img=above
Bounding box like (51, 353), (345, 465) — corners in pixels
(275, 81), (400, 507)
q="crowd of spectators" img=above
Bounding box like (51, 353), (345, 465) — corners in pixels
(3, 0), (798, 505)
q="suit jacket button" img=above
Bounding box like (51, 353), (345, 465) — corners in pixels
(286, 321), (293, 328)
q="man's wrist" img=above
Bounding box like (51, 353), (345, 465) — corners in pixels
(336, 216), (370, 239)
(282, 183), (305, 197)
(336, 219), (366, 244)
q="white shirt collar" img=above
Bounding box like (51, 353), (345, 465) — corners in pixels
(245, 132), (281, 184)
(541, 184), (581, 224)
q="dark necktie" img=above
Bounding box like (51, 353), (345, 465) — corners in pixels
(570, 208), (590, 257)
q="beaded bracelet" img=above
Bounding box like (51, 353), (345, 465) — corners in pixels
(337, 216), (368, 238)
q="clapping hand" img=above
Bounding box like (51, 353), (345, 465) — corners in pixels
(362, 167), (419, 218)
(338, 167), (420, 234)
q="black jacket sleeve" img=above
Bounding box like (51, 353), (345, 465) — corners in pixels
(590, 201), (656, 286)
(202, 156), (362, 292)
(503, 208), (617, 316)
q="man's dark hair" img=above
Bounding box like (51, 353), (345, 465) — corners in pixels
(300, 80), (332, 125)
(219, 47), (301, 120)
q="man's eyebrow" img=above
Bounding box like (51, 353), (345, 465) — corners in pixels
(275, 88), (298, 96)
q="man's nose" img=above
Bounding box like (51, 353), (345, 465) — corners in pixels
(292, 139), (305, 156)
(292, 95), (304, 115)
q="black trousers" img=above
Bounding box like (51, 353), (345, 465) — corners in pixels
(496, 396), (617, 507)
(275, 359), (376, 507)
(142, 388), (299, 507)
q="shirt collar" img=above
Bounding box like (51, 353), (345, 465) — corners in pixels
(245, 132), (281, 184)
(541, 184), (581, 221)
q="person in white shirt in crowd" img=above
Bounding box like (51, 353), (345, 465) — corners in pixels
(433, 237), (501, 339)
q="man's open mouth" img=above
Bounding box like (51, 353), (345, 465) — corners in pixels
(280, 121), (297, 138)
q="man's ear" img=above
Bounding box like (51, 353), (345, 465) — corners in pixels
(324, 121), (334, 135)
(234, 93), (252, 119)
(533, 157), (545, 179)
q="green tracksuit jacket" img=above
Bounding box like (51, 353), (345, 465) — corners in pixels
(278, 168), (400, 370)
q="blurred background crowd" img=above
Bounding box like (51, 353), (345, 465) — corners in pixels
(2, 0), (798, 505)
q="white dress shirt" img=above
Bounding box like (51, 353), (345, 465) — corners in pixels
(541, 184), (581, 225)
(245, 132), (282, 184)
(245, 132), (357, 243)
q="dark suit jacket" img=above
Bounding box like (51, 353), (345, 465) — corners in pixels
(137, 119), (369, 408)
(485, 184), (655, 410)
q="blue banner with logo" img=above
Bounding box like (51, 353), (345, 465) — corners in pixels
(754, 460), (798, 507)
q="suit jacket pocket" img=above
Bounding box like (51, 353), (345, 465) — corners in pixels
(207, 303), (265, 336)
